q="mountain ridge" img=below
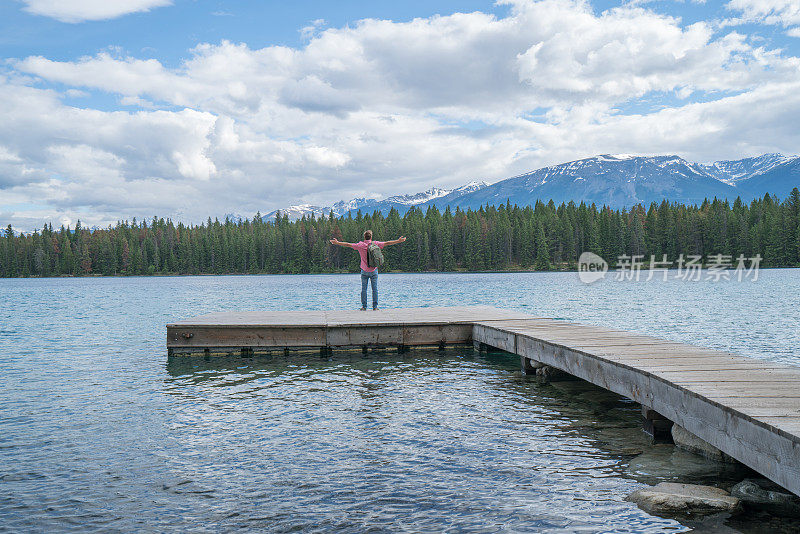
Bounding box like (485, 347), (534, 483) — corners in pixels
(265, 153), (800, 220)
(264, 181), (489, 220)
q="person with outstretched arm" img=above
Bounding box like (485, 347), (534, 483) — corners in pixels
(330, 230), (406, 310)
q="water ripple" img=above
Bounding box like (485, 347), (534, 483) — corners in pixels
(2, 273), (800, 532)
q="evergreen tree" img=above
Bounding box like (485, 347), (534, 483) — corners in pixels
(534, 222), (551, 270)
(4, 191), (800, 277)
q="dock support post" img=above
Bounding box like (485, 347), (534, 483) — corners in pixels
(438, 342), (446, 352)
(397, 344), (409, 354)
(167, 347), (174, 358)
(521, 356), (542, 375)
(240, 347), (253, 357)
(642, 405), (673, 442)
(203, 348), (210, 358)
(319, 347), (332, 357)
(520, 357), (570, 380)
(362, 346), (369, 355)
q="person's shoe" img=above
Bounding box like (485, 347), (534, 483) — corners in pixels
(360, 307), (367, 311)
(373, 307), (378, 310)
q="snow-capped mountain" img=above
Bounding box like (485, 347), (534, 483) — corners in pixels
(385, 187), (451, 206)
(261, 205), (330, 220)
(731, 156), (800, 198)
(699, 154), (790, 185)
(436, 154), (741, 210)
(420, 154), (799, 211)
(264, 182), (488, 220)
(451, 181), (489, 194)
(264, 154), (799, 220)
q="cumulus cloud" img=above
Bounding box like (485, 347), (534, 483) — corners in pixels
(19, 0), (172, 23)
(726, 0), (800, 26)
(19, 1), (796, 114)
(3, 0), (800, 230)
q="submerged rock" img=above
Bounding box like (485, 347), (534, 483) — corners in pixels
(521, 356), (546, 371)
(626, 444), (749, 485)
(671, 424), (737, 463)
(535, 364), (571, 380)
(627, 482), (741, 517)
(731, 479), (800, 516)
(594, 425), (651, 456)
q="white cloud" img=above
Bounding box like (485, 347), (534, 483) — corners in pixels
(726, 0), (800, 26)
(19, 1), (795, 116)
(65, 88), (89, 98)
(300, 19), (327, 41)
(3, 0), (800, 230)
(20, 0), (172, 23)
(304, 146), (351, 168)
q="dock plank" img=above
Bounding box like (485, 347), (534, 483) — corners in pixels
(474, 317), (800, 495)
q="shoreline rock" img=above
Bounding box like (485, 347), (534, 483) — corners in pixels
(731, 479), (800, 516)
(627, 482), (741, 517)
(671, 424), (738, 463)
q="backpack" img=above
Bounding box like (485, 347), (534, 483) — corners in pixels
(367, 242), (384, 268)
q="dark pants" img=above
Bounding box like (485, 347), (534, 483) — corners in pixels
(361, 269), (378, 309)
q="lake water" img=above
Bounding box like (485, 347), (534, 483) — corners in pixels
(1, 270), (799, 532)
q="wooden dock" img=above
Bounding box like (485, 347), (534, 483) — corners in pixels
(167, 306), (800, 496)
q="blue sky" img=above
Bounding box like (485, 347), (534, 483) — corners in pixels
(4, 1), (798, 68)
(4, 1), (795, 60)
(1, 0), (800, 230)
(1, 1), (512, 62)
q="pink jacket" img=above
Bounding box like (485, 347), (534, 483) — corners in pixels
(350, 240), (386, 271)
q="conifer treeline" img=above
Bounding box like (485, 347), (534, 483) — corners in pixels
(2, 190), (800, 277)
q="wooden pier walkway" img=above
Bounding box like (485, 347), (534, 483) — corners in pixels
(167, 306), (800, 496)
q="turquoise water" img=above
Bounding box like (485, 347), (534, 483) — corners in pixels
(1, 271), (799, 532)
